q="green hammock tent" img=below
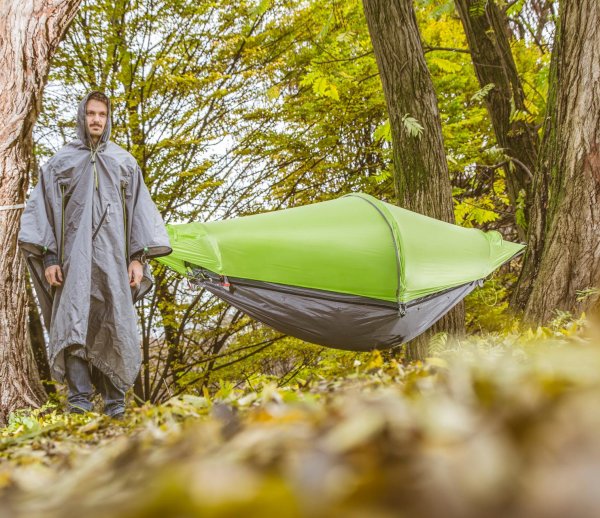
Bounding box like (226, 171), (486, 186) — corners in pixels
(157, 193), (524, 350)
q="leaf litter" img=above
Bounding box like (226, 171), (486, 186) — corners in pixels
(2, 321), (600, 517)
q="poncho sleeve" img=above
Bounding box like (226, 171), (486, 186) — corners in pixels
(18, 166), (58, 257)
(128, 166), (172, 261)
(18, 166), (58, 329)
(126, 165), (172, 302)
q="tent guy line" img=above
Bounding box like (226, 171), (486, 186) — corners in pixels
(0, 204), (26, 211)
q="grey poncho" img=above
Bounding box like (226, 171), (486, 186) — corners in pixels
(19, 92), (171, 392)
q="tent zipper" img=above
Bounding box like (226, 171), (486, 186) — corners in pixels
(189, 267), (400, 309)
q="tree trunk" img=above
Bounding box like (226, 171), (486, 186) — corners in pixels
(362, 0), (464, 360)
(515, 1), (600, 323)
(149, 277), (182, 403)
(455, 0), (539, 236)
(0, 0), (81, 423)
(26, 281), (55, 394)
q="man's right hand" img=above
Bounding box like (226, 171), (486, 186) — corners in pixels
(45, 265), (63, 287)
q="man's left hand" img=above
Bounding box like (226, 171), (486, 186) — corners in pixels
(128, 260), (144, 288)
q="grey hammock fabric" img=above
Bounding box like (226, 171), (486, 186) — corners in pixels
(19, 92), (171, 392)
(191, 269), (479, 351)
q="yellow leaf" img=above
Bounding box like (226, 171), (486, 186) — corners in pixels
(266, 85), (280, 100)
(426, 357), (449, 369)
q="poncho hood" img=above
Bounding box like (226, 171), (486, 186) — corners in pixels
(76, 91), (112, 148)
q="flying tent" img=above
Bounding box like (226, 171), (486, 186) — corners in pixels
(157, 193), (524, 351)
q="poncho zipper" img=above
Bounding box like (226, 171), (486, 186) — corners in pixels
(60, 184), (65, 263)
(92, 204), (110, 241)
(91, 148), (99, 190)
(122, 186), (129, 261)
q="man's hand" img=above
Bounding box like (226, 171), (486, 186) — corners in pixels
(128, 260), (144, 288)
(45, 265), (63, 287)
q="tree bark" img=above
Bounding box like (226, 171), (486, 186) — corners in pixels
(515, 1), (600, 323)
(362, 0), (464, 360)
(455, 0), (539, 236)
(0, 0), (81, 423)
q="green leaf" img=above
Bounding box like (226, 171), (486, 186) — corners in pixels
(318, 11), (334, 40)
(402, 114), (424, 139)
(429, 57), (462, 73)
(313, 76), (329, 96)
(510, 109), (535, 124)
(327, 83), (339, 101)
(471, 83), (495, 103)
(266, 85), (280, 100)
(468, 0), (487, 17)
(374, 119), (392, 143)
(506, 0), (526, 17)
(254, 0), (272, 16)
(515, 188), (527, 230)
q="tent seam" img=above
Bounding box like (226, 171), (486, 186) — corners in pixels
(345, 193), (405, 307)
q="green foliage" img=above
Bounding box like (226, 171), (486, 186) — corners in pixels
(237, 0), (391, 206)
(454, 195), (500, 226)
(373, 119), (392, 143)
(515, 188), (527, 230)
(465, 271), (516, 333)
(429, 56), (462, 73)
(576, 287), (600, 302)
(506, 0), (526, 18)
(299, 71), (340, 100)
(417, 0), (550, 240)
(468, 0), (488, 18)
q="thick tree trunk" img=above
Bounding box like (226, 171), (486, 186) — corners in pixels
(362, 0), (464, 360)
(515, 1), (600, 323)
(455, 0), (539, 236)
(0, 0), (81, 423)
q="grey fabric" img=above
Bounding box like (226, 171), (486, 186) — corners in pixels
(19, 91), (171, 392)
(193, 271), (478, 351)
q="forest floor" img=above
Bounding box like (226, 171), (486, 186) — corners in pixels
(2, 316), (600, 518)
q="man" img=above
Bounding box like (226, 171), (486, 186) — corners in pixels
(19, 91), (171, 418)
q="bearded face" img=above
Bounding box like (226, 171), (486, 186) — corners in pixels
(85, 99), (108, 143)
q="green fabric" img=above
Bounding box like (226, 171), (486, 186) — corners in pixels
(157, 193), (524, 303)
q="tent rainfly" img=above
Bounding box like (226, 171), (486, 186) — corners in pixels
(157, 193), (524, 351)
